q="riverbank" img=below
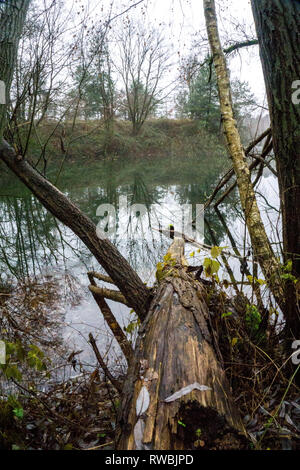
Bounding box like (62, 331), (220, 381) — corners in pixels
(29, 118), (225, 160)
(0, 119), (230, 195)
(1, 118), (226, 173)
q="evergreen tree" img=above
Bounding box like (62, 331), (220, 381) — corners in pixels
(177, 64), (256, 134)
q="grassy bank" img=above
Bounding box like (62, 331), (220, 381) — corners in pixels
(24, 118), (225, 162)
(0, 119), (229, 193)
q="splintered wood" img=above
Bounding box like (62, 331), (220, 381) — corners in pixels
(117, 238), (247, 450)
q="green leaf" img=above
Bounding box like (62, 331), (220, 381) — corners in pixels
(221, 311), (232, 318)
(203, 257), (220, 277)
(13, 407), (24, 420)
(124, 320), (140, 335)
(64, 444), (73, 450)
(245, 304), (261, 332)
(156, 262), (164, 282)
(285, 260), (293, 273)
(211, 246), (224, 259)
(4, 365), (22, 381)
(12, 444), (21, 450)
(178, 420), (186, 428)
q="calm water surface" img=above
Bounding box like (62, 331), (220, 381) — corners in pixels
(0, 154), (280, 373)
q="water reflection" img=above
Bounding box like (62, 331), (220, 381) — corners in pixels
(0, 155), (281, 368)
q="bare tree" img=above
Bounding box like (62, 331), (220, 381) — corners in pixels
(115, 21), (172, 134)
(6, 0), (92, 164)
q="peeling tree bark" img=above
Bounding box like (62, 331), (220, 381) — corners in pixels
(203, 0), (284, 311)
(116, 239), (247, 450)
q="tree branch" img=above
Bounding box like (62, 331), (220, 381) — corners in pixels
(89, 285), (130, 307)
(0, 140), (151, 319)
(88, 273), (134, 363)
(88, 333), (123, 394)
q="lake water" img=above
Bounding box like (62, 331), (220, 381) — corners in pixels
(0, 153), (280, 375)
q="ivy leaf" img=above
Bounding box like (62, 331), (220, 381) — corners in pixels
(64, 444), (73, 450)
(285, 260), (293, 272)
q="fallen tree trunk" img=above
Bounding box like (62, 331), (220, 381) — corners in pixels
(116, 239), (247, 450)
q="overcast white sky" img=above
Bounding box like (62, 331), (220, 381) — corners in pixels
(106, 0), (267, 103)
(69, 0), (267, 109)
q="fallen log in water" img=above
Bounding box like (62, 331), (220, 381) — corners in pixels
(115, 238), (247, 450)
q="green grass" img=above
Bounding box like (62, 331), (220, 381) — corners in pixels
(0, 118), (230, 194)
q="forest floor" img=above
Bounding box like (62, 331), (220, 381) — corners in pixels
(0, 119), (299, 450)
(1, 277), (300, 450)
(0, 277), (118, 450)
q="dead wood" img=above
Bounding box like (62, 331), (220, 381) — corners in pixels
(116, 239), (247, 450)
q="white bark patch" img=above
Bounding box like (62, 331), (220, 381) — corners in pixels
(134, 418), (145, 450)
(136, 385), (150, 416)
(0, 81), (5, 105)
(164, 382), (211, 403)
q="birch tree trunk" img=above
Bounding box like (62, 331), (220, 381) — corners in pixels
(203, 0), (284, 311)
